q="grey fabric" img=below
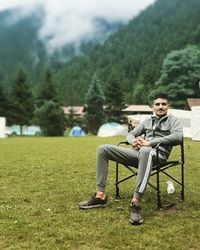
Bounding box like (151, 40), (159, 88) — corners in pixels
(127, 114), (183, 159)
(96, 144), (138, 192)
(96, 144), (158, 199)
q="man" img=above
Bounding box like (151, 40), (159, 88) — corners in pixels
(79, 93), (183, 225)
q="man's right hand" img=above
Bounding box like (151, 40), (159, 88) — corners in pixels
(132, 137), (150, 148)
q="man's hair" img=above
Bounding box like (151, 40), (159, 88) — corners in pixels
(153, 92), (169, 101)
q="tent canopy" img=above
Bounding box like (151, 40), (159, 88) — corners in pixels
(128, 109), (193, 138)
(0, 117), (6, 138)
(191, 106), (200, 141)
(69, 126), (85, 137)
(98, 122), (126, 137)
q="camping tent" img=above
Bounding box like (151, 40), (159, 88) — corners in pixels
(168, 109), (191, 138)
(69, 126), (85, 137)
(191, 106), (200, 141)
(0, 117), (6, 138)
(128, 109), (192, 138)
(97, 122), (126, 137)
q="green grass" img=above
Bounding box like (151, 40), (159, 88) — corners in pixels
(0, 136), (200, 249)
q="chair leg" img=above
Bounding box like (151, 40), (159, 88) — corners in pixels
(181, 139), (185, 202)
(116, 186), (120, 200)
(115, 162), (120, 199)
(156, 148), (162, 209)
(181, 162), (184, 202)
(156, 167), (162, 209)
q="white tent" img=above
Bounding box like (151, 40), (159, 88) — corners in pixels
(191, 106), (200, 141)
(0, 117), (6, 138)
(128, 114), (151, 127)
(168, 109), (191, 138)
(128, 109), (192, 138)
(98, 122), (126, 137)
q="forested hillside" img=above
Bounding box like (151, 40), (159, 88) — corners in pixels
(57, 0), (200, 106)
(1, 0), (200, 107)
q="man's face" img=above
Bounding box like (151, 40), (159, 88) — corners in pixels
(152, 98), (169, 118)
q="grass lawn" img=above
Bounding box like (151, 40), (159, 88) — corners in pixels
(0, 136), (200, 249)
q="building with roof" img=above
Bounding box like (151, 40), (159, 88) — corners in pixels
(62, 106), (86, 118)
(122, 105), (153, 115)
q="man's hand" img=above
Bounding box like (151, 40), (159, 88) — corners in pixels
(132, 137), (150, 148)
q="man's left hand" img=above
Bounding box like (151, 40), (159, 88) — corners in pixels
(135, 137), (150, 148)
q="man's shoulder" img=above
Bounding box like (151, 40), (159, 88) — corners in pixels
(142, 116), (153, 124)
(167, 114), (181, 121)
(166, 114), (182, 128)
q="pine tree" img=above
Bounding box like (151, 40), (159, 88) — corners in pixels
(0, 71), (8, 118)
(86, 74), (105, 134)
(67, 107), (75, 128)
(104, 75), (126, 123)
(9, 67), (34, 133)
(37, 67), (59, 107)
(35, 101), (66, 136)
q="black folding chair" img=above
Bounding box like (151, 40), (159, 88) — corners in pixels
(115, 139), (185, 209)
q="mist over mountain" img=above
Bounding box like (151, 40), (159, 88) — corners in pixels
(0, 6), (123, 85)
(0, 0), (200, 106)
(0, 8), (45, 84)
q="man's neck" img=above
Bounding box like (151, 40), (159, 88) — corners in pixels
(155, 114), (167, 119)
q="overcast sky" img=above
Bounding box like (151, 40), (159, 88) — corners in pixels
(0, 0), (155, 51)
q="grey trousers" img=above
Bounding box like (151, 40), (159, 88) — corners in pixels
(96, 144), (162, 200)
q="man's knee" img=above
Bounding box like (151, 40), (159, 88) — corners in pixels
(97, 144), (112, 156)
(138, 147), (153, 158)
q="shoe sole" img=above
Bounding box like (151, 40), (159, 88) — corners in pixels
(129, 218), (144, 226)
(79, 203), (108, 209)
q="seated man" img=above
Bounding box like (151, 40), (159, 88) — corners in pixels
(79, 93), (183, 225)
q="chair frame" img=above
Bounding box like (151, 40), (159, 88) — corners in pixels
(115, 139), (185, 209)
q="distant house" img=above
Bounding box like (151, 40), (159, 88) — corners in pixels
(122, 105), (153, 115)
(62, 105), (152, 118)
(122, 105), (153, 127)
(186, 98), (200, 110)
(62, 106), (86, 118)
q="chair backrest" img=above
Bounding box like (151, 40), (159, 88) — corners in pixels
(170, 137), (184, 164)
(128, 120), (135, 132)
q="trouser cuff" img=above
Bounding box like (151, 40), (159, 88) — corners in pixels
(134, 191), (143, 200)
(97, 185), (105, 192)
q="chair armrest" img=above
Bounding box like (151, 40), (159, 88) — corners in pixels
(117, 141), (129, 146)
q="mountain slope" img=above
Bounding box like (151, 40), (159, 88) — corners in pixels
(57, 0), (200, 105)
(0, 0), (200, 106)
(0, 9), (47, 84)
